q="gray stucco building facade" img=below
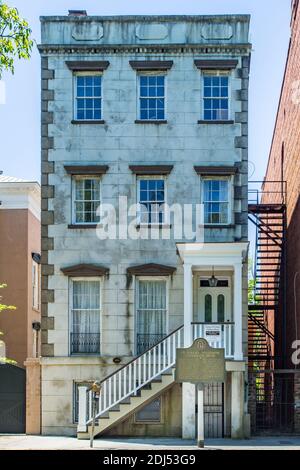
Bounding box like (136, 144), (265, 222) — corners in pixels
(39, 13), (251, 439)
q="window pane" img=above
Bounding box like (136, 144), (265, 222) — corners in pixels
(217, 295), (225, 323)
(139, 75), (165, 120)
(205, 294), (212, 322)
(76, 75), (102, 120)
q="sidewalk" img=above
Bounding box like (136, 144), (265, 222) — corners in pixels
(0, 435), (300, 450)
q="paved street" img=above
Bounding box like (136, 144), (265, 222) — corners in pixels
(0, 435), (300, 450)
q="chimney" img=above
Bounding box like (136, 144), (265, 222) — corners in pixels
(68, 10), (87, 17)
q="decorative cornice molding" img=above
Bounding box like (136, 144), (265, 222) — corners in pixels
(127, 263), (177, 276)
(61, 264), (109, 277)
(38, 43), (252, 56)
(129, 165), (174, 175)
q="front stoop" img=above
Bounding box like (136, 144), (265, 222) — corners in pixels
(77, 368), (175, 439)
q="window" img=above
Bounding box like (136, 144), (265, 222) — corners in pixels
(70, 280), (101, 354)
(138, 177), (165, 225)
(139, 75), (165, 120)
(32, 261), (39, 310)
(202, 178), (230, 225)
(135, 397), (162, 423)
(136, 280), (167, 354)
(73, 177), (101, 224)
(75, 74), (102, 121)
(203, 72), (229, 121)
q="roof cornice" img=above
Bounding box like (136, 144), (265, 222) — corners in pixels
(38, 43), (252, 55)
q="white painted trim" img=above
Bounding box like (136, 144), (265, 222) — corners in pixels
(200, 69), (232, 121)
(200, 175), (233, 226)
(71, 175), (101, 225)
(73, 72), (103, 121)
(0, 181), (41, 220)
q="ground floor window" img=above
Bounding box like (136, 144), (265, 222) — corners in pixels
(70, 279), (101, 354)
(135, 397), (162, 423)
(136, 279), (167, 354)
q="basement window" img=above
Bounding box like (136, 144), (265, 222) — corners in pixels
(135, 397), (162, 423)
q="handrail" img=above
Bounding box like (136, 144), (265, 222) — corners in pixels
(99, 325), (183, 385)
(80, 322), (235, 428)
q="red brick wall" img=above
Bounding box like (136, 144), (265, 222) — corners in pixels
(264, 1), (300, 367)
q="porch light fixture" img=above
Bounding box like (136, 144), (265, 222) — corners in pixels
(208, 267), (218, 288)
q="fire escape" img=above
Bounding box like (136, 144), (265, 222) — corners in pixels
(248, 181), (287, 369)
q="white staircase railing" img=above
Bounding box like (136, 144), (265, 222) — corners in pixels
(192, 322), (235, 359)
(86, 326), (184, 425)
(79, 322), (235, 429)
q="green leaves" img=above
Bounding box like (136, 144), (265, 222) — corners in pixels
(0, 283), (17, 365)
(0, 283), (16, 313)
(0, 2), (33, 77)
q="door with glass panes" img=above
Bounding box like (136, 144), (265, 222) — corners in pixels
(198, 280), (231, 323)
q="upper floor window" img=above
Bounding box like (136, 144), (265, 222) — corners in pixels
(72, 176), (101, 225)
(202, 177), (231, 225)
(75, 73), (102, 121)
(138, 176), (166, 225)
(203, 72), (229, 121)
(32, 261), (40, 310)
(139, 75), (165, 121)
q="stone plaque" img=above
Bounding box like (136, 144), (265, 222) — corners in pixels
(175, 338), (225, 384)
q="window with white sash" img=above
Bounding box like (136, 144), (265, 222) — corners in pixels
(202, 71), (230, 121)
(70, 279), (101, 354)
(74, 73), (102, 121)
(201, 177), (232, 225)
(72, 176), (101, 224)
(139, 74), (166, 121)
(137, 176), (166, 225)
(136, 279), (167, 354)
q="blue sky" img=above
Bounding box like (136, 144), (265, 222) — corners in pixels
(0, 0), (291, 182)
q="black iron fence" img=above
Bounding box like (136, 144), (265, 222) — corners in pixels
(70, 333), (100, 354)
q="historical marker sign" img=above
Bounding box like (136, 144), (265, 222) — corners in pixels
(175, 338), (225, 384)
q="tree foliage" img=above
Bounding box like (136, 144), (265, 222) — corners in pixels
(0, 2), (33, 77)
(0, 283), (16, 364)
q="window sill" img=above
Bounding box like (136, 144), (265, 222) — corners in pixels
(203, 224), (235, 229)
(71, 120), (105, 125)
(68, 224), (100, 229)
(198, 120), (235, 125)
(135, 120), (167, 124)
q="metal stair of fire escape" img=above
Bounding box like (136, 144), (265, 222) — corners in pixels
(248, 202), (286, 364)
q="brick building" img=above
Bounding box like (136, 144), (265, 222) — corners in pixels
(263, 0), (300, 367)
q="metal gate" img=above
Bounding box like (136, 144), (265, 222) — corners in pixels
(203, 383), (224, 438)
(249, 370), (295, 435)
(0, 364), (26, 433)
